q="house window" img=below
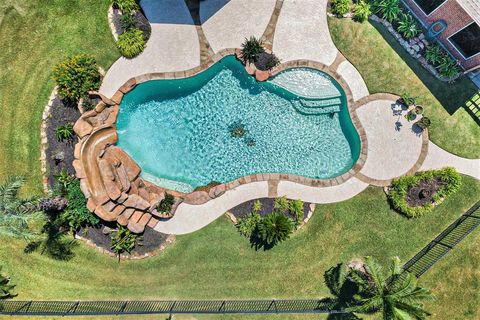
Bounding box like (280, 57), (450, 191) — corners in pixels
(449, 23), (480, 59)
(412, 0), (447, 15)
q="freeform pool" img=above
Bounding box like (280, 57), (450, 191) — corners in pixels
(117, 56), (360, 193)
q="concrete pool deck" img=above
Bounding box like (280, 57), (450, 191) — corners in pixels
(90, 0), (480, 235)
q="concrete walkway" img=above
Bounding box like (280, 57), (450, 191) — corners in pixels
(100, 0), (200, 97)
(273, 0), (337, 66)
(357, 99), (423, 181)
(421, 142), (480, 180)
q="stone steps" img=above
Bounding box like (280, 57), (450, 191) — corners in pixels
(291, 100), (340, 115)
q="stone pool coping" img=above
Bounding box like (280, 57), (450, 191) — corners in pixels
(72, 49), (376, 233)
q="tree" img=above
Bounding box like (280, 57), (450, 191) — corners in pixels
(257, 212), (293, 246)
(0, 266), (17, 299)
(348, 256), (434, 319)
(0, 176), (38, 239)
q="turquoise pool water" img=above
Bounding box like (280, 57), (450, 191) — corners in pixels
(117, 56), (360, 192)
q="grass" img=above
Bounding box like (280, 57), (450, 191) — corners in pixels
(0, 0), (119, 195)
(1, 176), (479, 319)
(328, 17), (480, 159)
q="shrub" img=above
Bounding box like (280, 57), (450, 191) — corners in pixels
(289, 199), (304, 226)
(54, 169), (74, 194)
(236, 212), (262, 238)
(397, 13), (420, 39)
(388, 167), (461, 217)
(52, 54), (101, 102)
(400, 92), (416, 106)
(0, 266), (17, 299)
(425, 45), (444, 65)
(55, 123), (74, 141)
(117, 28), (145, 58)
(241, 36), (264, 63)
(120, 13), (137, 31)
(157, 193), (175, 213)
(61, 179), (99, 231)
(255, 52), (280, 71)
(274, 196), (290, 213)
(378, 0), (401, 22)
(437, 55), (460, 78)
(257, 212), (294, 245)
(113, 0), (139, 14)
(415, 116), (431, 130)
(353, 0), (371, 22)
(110, 224), (141, 261)
(331, 0), (351, 16)
(252, 200), (262, 213)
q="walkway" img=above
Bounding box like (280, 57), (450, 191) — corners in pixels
(95, 0), (480, 235)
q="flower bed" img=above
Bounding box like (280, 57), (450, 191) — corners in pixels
(387, 167), (461, 218)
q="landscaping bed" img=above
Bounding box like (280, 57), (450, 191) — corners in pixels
(388, 167), (462, 218)
(229, 197), (312, 221)
(44, 97), (80, 188)
(78, 223), (171, 256)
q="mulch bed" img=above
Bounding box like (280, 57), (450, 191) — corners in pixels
(229, 198), (311, 221)
(406, 177), (446, 207)
(77, 223), (170, 256)
(44, 97), (80, 188)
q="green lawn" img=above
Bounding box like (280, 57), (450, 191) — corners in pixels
(1, 176), (479, 319)
(328, 17), (480, 159)
(0, 0), (119, 195)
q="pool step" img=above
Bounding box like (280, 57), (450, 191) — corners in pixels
(291, 100), (340, 115)
(300, 98), (341, 108)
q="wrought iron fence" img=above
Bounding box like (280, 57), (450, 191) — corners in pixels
(0, 299), (341, 316)
(1, 201), (479, 317)
(403, 200), (480, 278)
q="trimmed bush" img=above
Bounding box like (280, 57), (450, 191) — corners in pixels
(240, 36), (264, 63)
(257, 212), (294, 245)
(157, 193), (175, 213)
(52, 54), (101, 102)
(331, 0), (351, 16)
(353, 1), (371, 22)
(113, 0), (139, 14)
(236, 212), (262, 238)
(61, 179), (99, 231)
(415, 116), (431, 130)
(117, 28), (145, 58)
(388, 167), (461, 218)
(397, 13), (420, 39)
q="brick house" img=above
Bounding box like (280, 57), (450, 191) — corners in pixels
(401, 0), (480, 74)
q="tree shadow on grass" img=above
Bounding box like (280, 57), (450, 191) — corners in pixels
(369, 20), (479, 122)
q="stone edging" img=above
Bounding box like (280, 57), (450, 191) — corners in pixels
(72, 49), (373, 234)
(74, 233), (175, 260)
(40, 87), (58, 194)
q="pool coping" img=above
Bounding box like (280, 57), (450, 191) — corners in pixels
(72, 49), (372, 233)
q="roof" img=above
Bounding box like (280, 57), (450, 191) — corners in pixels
(457, 0), (480, 25)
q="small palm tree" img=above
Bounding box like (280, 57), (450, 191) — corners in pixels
(257, 212), (293, 245)
(0, 176), (38, 239)
(0, 266), (17, 299)
(348, 256), (434, 319)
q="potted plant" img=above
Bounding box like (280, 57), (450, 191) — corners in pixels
(405, 110), (416, 121)
(400, 92), (416, 107)
(414, 105), (424, 115)
(415, 116), (431, 130)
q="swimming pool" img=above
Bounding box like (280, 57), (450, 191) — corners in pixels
(117, 56), (360, 193)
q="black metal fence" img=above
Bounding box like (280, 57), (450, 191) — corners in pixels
(1, 201), (479, 317)
(0, 299), (341, 316)
(403, 200), (480, 278)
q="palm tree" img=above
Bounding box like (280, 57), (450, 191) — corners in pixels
(0, 266), (17, 299)
(348, 256), (434, 319)
(0, 176), (38, 239)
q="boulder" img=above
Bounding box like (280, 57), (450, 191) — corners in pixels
(209, 184), (226, 198)
(103, 200), (117, 212)
(80, 179), (92, 199)
(147, 217), (159, 228)
(111, 90), (124, 105)
(115, 164), (131, 192)
(74, 141), (82, 159)
(81, 109), (97, 120)
(73, 118), (93, 138)
(123, 194), (150, 210)
(86, 198), (97, 212)
(88, 91), (115, 106)
(117, 192), (129, 204)
(117, 208), (135, 226)
(183, 190), (211, 205)
(106, 147), (141, 181)
(128, 213), (151, 233)
(119, 78), (137, 93)
(94, 101), (107, 113)
(95, 205), (118, 221)
(98, 159), (116, 182)
(72, 160), (85, 178)
(105, 105), (119, 125)
(255, 70), (270, 82)
(112, 204), (126, 217)
(245, 62), (256, 75)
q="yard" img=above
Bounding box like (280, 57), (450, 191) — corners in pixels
(1, 176), (479, 319)
(0, 0), (119, 195)
(328, 17), (480, 159)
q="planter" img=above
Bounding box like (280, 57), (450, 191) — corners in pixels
(414, 105), (424, 115)
(405, 110), (416, 121)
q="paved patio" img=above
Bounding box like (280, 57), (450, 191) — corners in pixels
(94, 0), (480, 235)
